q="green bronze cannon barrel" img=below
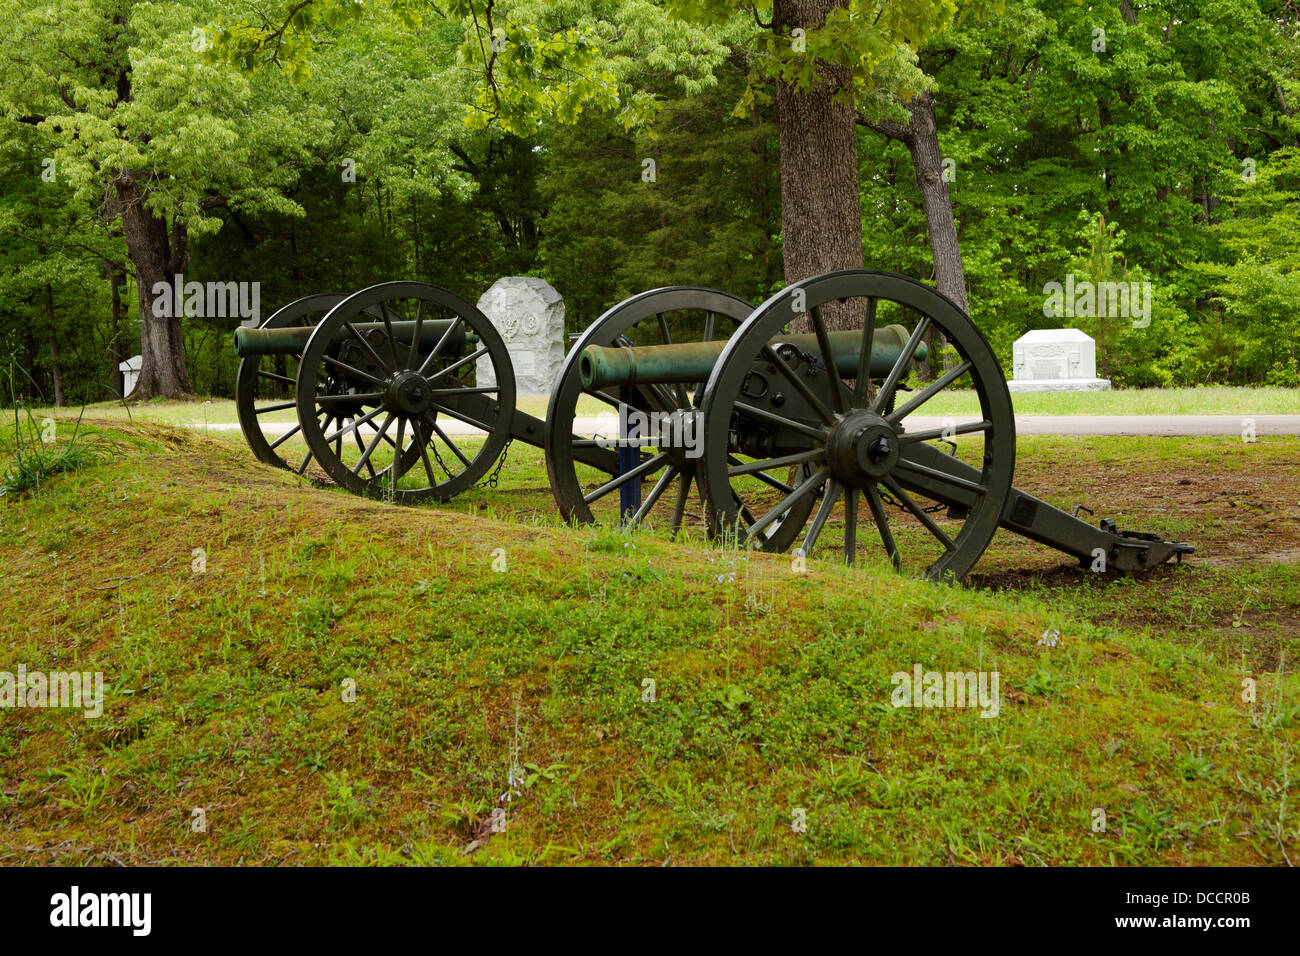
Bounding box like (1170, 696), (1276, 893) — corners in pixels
(233, 318), (467, 358)
(578, 323), (928, 389)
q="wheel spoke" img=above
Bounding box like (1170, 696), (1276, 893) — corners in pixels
(588, 388), (622, 409)
(703, 312), (716, 343)
(655, 313), (690, 408)
(353, 412), (394, 475)
(864, 485), (902, 570)
(378, 304), (404, 370)
(430, 386), (500, 397)
(800, 480), (842, 555)
(267, 422), (301, 450)
(728, 455), (796, 495)
(583, 452), (669, 505)
(343, 321), (394, 376)
(888, 360), (973, 424)
(428, 400), (494, 434)
(322, 405), (383, 444)
(871, 316), (930, 415)
(322, 353), (386, 388)
(258, 369), (296, 386)
(425, 346), (488, 386)
(852, 298), (877, 407)
(734, 401), (829, 442)
(406, 299), (426, 371)
(882, 476), (956, 552)
(316, 391), (383, 404)
(727, 448), (825, 477)
(413, 420), (442, 485)
(426, 417), (473, 469)
(900, 420), (992, 443)
(844, 487), (858, 564)
(630, 465), (677, 526)
(761, 344), (834, 426)
(809, 305), (847, 414)
(416, 318), (468, 377)
(894, 457), (987, 496)
(743, 466), (829, 544)
(632, 381), (681, 415)
(353, 425), (378, 478)
(390, 416), (406, 498)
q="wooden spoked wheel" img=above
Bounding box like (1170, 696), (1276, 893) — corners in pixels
(295, 281), (515, 503)
(699, 270), (1016, 581)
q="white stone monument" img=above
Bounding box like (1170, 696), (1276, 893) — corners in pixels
(475, 277), (566, 395)
(1008, 329), (1111, 392)
(119, 355), (142, 396)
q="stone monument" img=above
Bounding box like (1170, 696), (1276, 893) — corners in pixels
(1008, 328), (1111, 392)
(475, 277), (566, 395)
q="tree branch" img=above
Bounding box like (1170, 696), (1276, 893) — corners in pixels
(855, 109), (913, 145)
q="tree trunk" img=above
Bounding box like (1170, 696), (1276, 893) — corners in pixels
(106, 262), (126, 397)
(906, 93), (968, 315)
(857, 92), (969, 378)
(773, 0), (864, 331)
(116, 175), (192, 399)
(905, 93), (968, 379)
(43, 284), (65, 407)
(47, 337), (65, 408)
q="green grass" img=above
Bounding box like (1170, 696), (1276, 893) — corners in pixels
(0, 421), (1295, 865)
(25, 385), (1300, 431)
(27, 392), (593, 428)
(923, 386), (1300, 417)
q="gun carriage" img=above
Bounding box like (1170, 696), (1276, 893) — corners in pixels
(233, 271), (1192, 581)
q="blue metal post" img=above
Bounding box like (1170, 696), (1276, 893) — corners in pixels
(617, 386), (641, 524)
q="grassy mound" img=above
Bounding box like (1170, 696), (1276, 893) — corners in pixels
(0, 421), (1295, 865)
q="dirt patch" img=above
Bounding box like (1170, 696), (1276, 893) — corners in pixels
(965, 440), (1300, 669)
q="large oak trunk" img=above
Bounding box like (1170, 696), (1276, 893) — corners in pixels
(773, 0), (863, 331)
(116, 176), (192, 400)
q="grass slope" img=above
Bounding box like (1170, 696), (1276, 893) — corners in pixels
(0, 421), (1295, 865)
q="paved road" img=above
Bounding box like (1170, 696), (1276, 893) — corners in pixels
(195, 413), (1300, 438)
(907, 414), (1300, 437)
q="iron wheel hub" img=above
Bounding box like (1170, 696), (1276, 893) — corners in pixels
(827, 411), (898, 486)
(386, 370), (433, 415)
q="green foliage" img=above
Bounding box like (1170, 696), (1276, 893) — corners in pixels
(859, 0), (1299, 384)
(0, 359), (119, 495)
(3, 0), (1299, 398)
(537, 62), (782, 327)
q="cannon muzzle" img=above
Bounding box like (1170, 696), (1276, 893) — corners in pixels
(578, 324), (927, 389)
(233, 318), (467, 358)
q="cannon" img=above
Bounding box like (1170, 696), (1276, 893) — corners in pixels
(234, 272), (1192, 582)
(236, 282), (763, 509)
(576, 270), (1192, 580)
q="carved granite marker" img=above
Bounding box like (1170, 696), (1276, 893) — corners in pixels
(475, 277), (565, 395)
(1009, 328), (1111, 392)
